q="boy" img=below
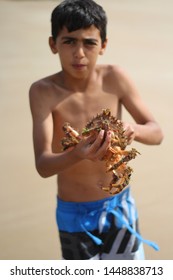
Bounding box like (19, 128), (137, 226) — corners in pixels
(29, 0), (163, 260)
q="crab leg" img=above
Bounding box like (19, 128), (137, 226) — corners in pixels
(107, 148), (140, 172)
(63, 123), (81, 139)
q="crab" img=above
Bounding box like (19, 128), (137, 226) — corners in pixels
(61, 109), (140, 195)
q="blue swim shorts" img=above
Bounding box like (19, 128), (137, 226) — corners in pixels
(56, 186), (158, 260)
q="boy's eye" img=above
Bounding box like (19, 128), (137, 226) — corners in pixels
(62, 38), (98, 46)
(84, 40), (97, 46)
(63, 39), (75, 44)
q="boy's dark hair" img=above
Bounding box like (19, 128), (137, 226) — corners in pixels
(51, 0), (107, 44)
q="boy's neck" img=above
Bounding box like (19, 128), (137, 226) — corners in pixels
(58, 69), (97, 92)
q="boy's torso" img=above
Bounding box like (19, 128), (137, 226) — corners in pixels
(41, 64), (122, 201)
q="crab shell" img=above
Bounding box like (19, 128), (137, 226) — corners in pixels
(82, 109), (128, 150)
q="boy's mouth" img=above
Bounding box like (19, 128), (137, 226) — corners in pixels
(72, 64), (87, 70)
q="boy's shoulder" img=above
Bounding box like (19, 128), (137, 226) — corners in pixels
(98, 64), (136, 99)
(98, 64), (128, 80)
(29, 73), (61, 101)
(29, 73), (60, 111)
(98, 64), (130, 88)
(29, 73), (56, 93)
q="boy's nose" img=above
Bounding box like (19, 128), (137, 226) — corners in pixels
(74, 44), (85, 59)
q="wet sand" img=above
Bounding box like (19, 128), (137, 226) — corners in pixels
(0, 0), (173, 260)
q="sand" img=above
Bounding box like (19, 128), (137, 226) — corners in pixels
(0, 0), (173, 260)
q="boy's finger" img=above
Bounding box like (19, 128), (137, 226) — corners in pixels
(84, 133), (97, 145)
(96, 132), (111, 159)
(88, 130), (105, 153)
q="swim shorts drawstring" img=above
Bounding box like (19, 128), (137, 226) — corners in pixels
(80, 205), (159, 251)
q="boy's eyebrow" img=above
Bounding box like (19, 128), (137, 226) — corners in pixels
(61, 36), (76, 41)
(84, 38), (99, 43)
(61, 36), (99, 43)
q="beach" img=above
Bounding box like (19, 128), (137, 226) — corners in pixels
(0, 0), (173, 260)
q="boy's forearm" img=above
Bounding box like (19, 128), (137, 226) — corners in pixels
(134, 121), (163, 145)
(35, 148), (81, 178)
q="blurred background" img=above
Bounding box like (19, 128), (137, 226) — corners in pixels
(0, 0), (173, 260)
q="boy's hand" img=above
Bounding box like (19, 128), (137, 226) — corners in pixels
(122, 122), (136, 145)
(73, 130), (112, 161)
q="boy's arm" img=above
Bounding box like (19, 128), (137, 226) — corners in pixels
(29, 82), (111, 178)
(114, 67), (164, 145)
(29, 82), (80, 177)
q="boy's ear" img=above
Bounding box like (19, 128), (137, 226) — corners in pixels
(49, 36), (58, 54)
(99, 38), (108, 55)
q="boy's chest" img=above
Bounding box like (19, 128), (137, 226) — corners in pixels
(54, 89), (120, 132)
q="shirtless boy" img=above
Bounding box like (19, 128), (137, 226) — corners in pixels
(29, 0), (163, 260)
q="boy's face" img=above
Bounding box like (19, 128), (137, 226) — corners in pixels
(49, 25), (107, 79)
